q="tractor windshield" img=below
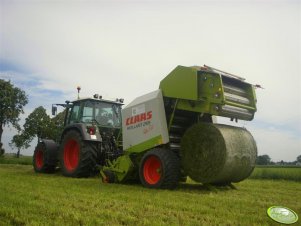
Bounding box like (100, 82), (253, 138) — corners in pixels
(68, 99), (122, 128)
(93, 101), (122, 127)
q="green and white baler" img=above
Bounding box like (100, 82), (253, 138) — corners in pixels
(101, 65), (257, 188)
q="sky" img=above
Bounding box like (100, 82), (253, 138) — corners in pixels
(0, 0), (300, 161)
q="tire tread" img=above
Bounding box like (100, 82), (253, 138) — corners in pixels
(139, 148), (180, 189)
(60, 130), (97, 177)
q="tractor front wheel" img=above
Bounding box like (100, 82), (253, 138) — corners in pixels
(60, 130), (97, 177)
(139, 148), (180, 189)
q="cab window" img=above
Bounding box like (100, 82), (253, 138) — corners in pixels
(82, 101), (94, 122)
(69, 103), (80, 124)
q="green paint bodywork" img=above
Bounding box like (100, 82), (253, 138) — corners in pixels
(159, 66), (199, 100)
(159, 65), (257, 120)
(125, 135), (163, 153)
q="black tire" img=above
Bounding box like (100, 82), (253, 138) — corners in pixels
(102, 170), (116, 183)
(179, 162), (187, 182)
(33, 142), (57, 173)
(59, 130), (97, 177)
(139, 148), (180, 189)
(179, 175), (187, 182)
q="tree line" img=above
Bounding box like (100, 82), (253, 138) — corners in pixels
(256, 154), (301, 166)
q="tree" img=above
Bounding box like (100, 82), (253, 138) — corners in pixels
(23, 106), (55, 141)
(0, 79), (28, 147)
(256, 154), (271, 165)
(21, 107), (66, 148)
(297, 155), (301, 163)
(9, 133), (30, 158)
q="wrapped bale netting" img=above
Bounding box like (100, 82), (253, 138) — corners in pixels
(180, 123), (257, 184)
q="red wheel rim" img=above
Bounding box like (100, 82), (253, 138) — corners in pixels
(36, 150), (43, 169)
(64, 139), (79, 171)
(143, 156), (162, 185)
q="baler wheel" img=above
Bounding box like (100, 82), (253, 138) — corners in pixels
(33, 142), (57, 173)
(60, 130), (97, 177)
(139, 148), (180, 189)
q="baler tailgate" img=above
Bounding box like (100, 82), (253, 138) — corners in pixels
(220, 75), (256, 120)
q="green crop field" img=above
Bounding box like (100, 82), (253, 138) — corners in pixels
(0, 155), (32, 165)
(0, 164), (300, 226)
(250, 166), (301, 182)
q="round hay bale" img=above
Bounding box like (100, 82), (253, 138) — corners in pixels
(180, 123), (257, 184)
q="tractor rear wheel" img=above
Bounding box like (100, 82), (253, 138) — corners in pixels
(60, 130), (97, 177)
(33, 142), (57, 173)
(139, 148), (180, 189)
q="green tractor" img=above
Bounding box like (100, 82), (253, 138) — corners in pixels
(33, 65), (258, 189)
(33, 97), (124, 177)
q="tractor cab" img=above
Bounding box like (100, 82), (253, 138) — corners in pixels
(65, 98), (123, 128)
(51, 96), (124, 147)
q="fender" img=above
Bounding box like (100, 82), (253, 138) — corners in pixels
(39, 139), (59, 162)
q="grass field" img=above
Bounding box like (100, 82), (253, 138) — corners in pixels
(0, 155), (32, 165)
(250, 166), (301, 181)
(0, 164), (300, 226)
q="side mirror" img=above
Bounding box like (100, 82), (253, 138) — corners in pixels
(52, 105), (57, 116)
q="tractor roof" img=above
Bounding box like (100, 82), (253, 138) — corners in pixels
(71, 97), (123, 105)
